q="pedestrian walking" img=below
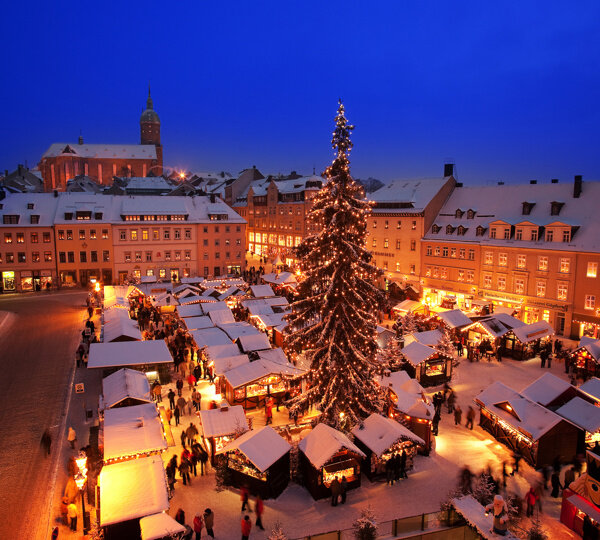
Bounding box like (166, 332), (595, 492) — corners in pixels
(60, 496), (69, 525)
(241, 515), (252, 540)
(67, 427), (76, 449)
(564, 466), (576, 489)
(67, 502), (78, 531)
(187, 373), (197, 391)
(176, 378), (184, 397)
(192, 389), (202, 411)
(255, 494), (265, 530)
(180, 429), (187, 448)
(51, 526), (59, 540)
(179, 458), (191, 486)
(152, 382), (162, 402)
(330, 477), (341, 506)
(193, 514), (204, 540)
(399, 449), (408, 479)
(174, 405), (181, 426)
(177, 396), (187, 415)
(265, 400), (273, 425)
(187, 397), (194, 416)
(551, 471), (563, 498)
(432, 410), (440, 436)
(454, 405), (462, 426)
(385, 458), (394, 485)
(165, 408), (173, 425)
(241, 485), (251, 512)
(465, 406), (476, 430)
(41, 429), (52, 456)
(168, 388), (176, 409)
(175, 508), (186, 526)
(203, 508), (215, 538)
(511, 451), (522, 476)
(447, 390), (455, 414)
(525, 486), (538, 517)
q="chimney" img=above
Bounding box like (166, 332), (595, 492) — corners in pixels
(551, 178), (559, 184)
(78, 134), (84, 145)
(210, 194), (216, 203)
(17, 164), (23, 176)
(574, 175), (582, 198)
(53, 190), (58, 198)
(530, 180), (537, 185)
(444, 163), (454, 177)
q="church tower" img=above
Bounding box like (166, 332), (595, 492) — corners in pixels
(140, 86), (163, 174)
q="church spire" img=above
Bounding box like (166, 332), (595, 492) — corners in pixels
(147, 84), (154, 110)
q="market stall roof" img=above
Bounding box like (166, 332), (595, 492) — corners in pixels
(219, 322), (261, 341)
(199, 405), (249, 438)
(205, 343), (244, 360)
(139, 513), (186, 540)
(250, 285), (275, 298)
(492, 306), (518, 316)
(182, 316), (214, 331)
(217, 286), (243, 301)
(99, 455), (168, 526)
(511, 320), (554, 343)
(401, 341), (439, 366)
(252, 312), (288, 329)
(256, 348), (289, 366)
(104, 293), (129, 310)
(451, 495), (518, 540)
(392, 299), (423, 313)
(261, 272), (298, 286)
(102, 368), (152, 409)
(567, 494), (600, 524)
(150, 292), (179, 308)
(180, 276), (204, 285)
(376, 326), (395, 349)
(200, 301), (230, 313)
(173, 283), (201, 296)
(208, 309), (236, 326)
(89, 340), (172, 369)
(176, 304), (204, 318)
(467, 316), (515, 338)
(352, 413), (425, 456)
(376, 372), (434, 419)
(102, 317), (141, 342)
(223, 359), (304, 388)
(299, 423), (365, 469)
(405, 329), (443, 347)
(520, 372), (572, 406)
(487, 312), (525, 329)
(103, 306), (132, 324)
(556, 397), (600, 433)
(475, 381), (564, 440)
(216, 426), (291, 472)
(191, 327), (232, 348)
(103, 403), (167, 462)
(140, 276), (157, 283)
(178, 294), (205, 305)
(576, 336), (600, 362)
(202, 277), (246, 288)
(579, 378), (600, 402)
(212, 354), (250, 376)
(236, 333), (271, 353)
(437, 309), (472, 329)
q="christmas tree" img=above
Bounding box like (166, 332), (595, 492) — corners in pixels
(379, 335), (405, 372)
(268, 521), (289, 540)
(352, 507), (378, 540)
(285, 100), (384, 430)
(436, 325), (456, 359)
(393, 310), (420, 337)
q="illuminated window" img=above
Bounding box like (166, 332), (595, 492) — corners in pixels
(397, 221), (401, 229)
(384, 220), (389, 229)
(587, 262), (598, 278)
(66, 230), (73, 240)
(90, 230), (96, 239)
(557, 283), (568, 301)
(585, 295), (596, 310)
(43, 232), (51, 243)
(383, 261), (388, 270)
(433, 267), (439, 278)
(483, 274), (492, 288)
(410, 240), (416, 251)
(31, 233), (38, 243)
(4, 234), (12, 244)
(44, 251), (52, 262)
(135, 252), (142, 262)
(426, 245), (432, 256)
(514, 278), (525, 294)
(396, 262), (400, 271)
(142, 229), (149, 241)
(435, 247), (440, 256)
(396, 240), (401, 249)
(79, 230), (85, 240)
(16, 233), (24, 243)
(425, 266), (431, 277)
(384, 238), (389, 248)
(466, 270), (474, 282)
(497, 275), (506, 291)
(372, 239), (376, 248)
(441, 267), (448, 279)
(560, 258), (570, 273)
(538, 256), (548, 271)
(411, 221), (416, 230)
(451, 248), (456, 258)
(517, 255), (526, 269)
(459, 248), (465, 259)
(249, 232), (254, 242)
(159, 269), (166, 278)
(146, 269), (154, 276)
(498, 253), (507, 266)
(130, 230), (138, 241)
(32, 252), (40, 262)
(458, 269), (465, 281)
(542, 310), (550, 323)
(102, 229), (109, 239)
(485, 252), (493, 265)
(536, 281), (546, 297)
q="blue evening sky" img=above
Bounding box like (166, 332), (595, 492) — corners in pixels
(1, 1), (599, 185)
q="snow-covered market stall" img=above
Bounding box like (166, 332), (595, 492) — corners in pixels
(216, 426), (291, 499)
(139, 513), (186, 540)
(351, 413), (424, 481)
(400, 340), (452, 387)
(475, 381), (579, 467)
(377, 370), (435, 452)
(506, 320), (554, 360)
(98, 455), (169, 540)
(561, 449), (600, 538)
(451, 495), (518, 540)
(198, 402), (249, 464)
(298, 423), (366, 500)
(99, 368), (152, 411)
(571, 336), (600, 379)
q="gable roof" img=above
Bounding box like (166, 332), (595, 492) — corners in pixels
(401, 341), (439, 366)
(43, 142), (157, 160)
(556, 397), (600, 433)
(437, 309), (472, 329)
(199, 405), (248, 438)
(352, 413), (425, 456)
(101, 368), (152, 409)
(299, 423), (365, 468)
(511, 320), (554, 343)
(520, 372), (572, 406)
(579, 378), (600, 402)
(236, 333), (271, 352)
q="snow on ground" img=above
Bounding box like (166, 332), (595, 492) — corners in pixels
(161, 352), (578, 539)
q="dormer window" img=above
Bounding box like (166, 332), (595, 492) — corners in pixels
(446, 225), (455, 234)
(27, 203), (34, 210)
(494, 401), (521, 421)
(94, 212), (103, 220)
(467, 209), (476, 219)
(457, 225), (467, 236)
(455, 209), (464, 219)
(546, 229), (554, 242)
(550, 201), (565, 216)
(431, 224), (441, 234)
(490, 228), (497, 239)
(30, 215), (40, 224)
(522, 202), (535, 215)
(476, 225), (486, 237)
(64, 212), (73, 220)
(61, 145), (77, 154)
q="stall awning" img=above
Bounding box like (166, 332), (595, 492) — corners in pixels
(89, 340), (172, 369)
(216, 426), (291, 472)
(140, 513), (186, 540)
(511, 320), (554, 344)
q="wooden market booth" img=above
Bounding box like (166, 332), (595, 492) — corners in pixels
(400, 341), (452, 387)
(556, 397), (600, 450)
(461, 314), (524, 357)
(475, 381), (579, 467)
(139, 513), (186, 540)
(351, 413), (425, 481)
(571, 337), (600, 380)
(100, 368), (152, 411)
(198, 402), (249, 465)
(216, 426), (291, 499)
(298, 423), (366, 500)
(506, 320), (554, 360)
(521, 372), (581, 409)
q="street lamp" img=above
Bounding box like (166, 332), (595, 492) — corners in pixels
(74, 452), (90, 534)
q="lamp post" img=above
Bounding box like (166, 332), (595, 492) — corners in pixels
(74, 452), (90, 534)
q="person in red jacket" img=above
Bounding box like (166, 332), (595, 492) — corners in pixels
(241, 515), (252, 540)
(525, 486), (539, 517)
(255, 494), (265, 530)
(193, 514), (203, 540)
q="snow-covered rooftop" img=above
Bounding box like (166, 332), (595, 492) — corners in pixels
(436, 309), (472, 329)
(236, 333), (271, 352)
(101, 368), (152, 409)
(89, 340), (172, 368)
(223, 359), (304, 388)
(43, 142), (157, 160)
(261, 272), (298, 286)
(401, 341), (438, 366)
(211, 354), (250, 376)
(250, 285), (275, 298)
(218, 322), (261, 341)
(199, 405), (249, 438)
(256, 348), (289, 366)
(376, 371), (434, 419)
(352, 414), (425, 456)
(451, 495), (518, 540)
(190, 327), (232, 348)
(579, 377), (600, 402)
(299, 423), (365, 469)
(103, 403), (167, 461)
(511, 320), (554, 343)
(520, 372), (572, 406)
(99, 455), (168, 526)
(369, 177), (452, 213)
(556, 397), (600, 433)
(182, 316), (214, 331)
(392, 299), (423, 313)
(208, 309), (236, 326)
(139, 513), (186, 540)
(0, 193), (60, 227)
(200, 301), (230, 313)
(405, 329), (443, 347)
(576, 337), (600, 362)
(176, 304), (204, 318)
(102, 317), (141, 343)
(217, 426), (291, 472)
(204, 343), (242, 360)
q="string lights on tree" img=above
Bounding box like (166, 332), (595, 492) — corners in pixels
(284, 100), (384, 430)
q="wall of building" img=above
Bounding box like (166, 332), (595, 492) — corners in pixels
(573, 252), (600, 339)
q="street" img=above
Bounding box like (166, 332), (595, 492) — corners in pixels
(0, 290), (87, 540)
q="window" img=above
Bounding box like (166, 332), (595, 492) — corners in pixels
(215, 239), (220, 247)
(563, 230), (571, 243)
(67, 252), (75, 263)
(236, 239), (241, 245)
(538, 256), (548, 271)
(185, 251), (191, 260)
(587, 262), (598, 278)
(531, 229), (538, 241)
(44, 251), (52, 262)
(457, 226), (466, 236)
(503, 228), (511, 240)
(497, 275), (506, 291)
(90, 229), (96, 239)
(102, 229), (109, 239)
(425, 266), (431, 277)
(410, 240), (416, 251)
(30, 215), (40, 224)
(80, 251), (87, 263)
(411, 221), (416, 230)
(146, 269), (154, 277)
(441, 267), (448, 279)
(43, 232), (51, 243)
(203, 239), (208, 246)
(476, 226), (486, 237)
(31, 233), (38, 243)
(466, 270), (474, 282)
(16, 233), (24, 244)
(130, 230), (138, 241)
(537, 281), (546, 297)
(383, 238), (389, 249)
(203, 252), (208, 260)
(142, 229), (149, 241)
(373, 221), (377, 229)
(32, 252), (40, 262)
(153, 229), (159, 240)
(59, 252), (66, 263)
(384, 220), (389, 229)
(451, 248), (456, 258)
(185, 229), (192, 240)
(174, 229), (181, 240)
(135, 252), (142, 262)
(498, 253), (507, 266)
(5, 233), (14, 244)
(397, 221), (401, 229)
(432, 224), (441, 234)
(78, 230), (85, 240)
(458, 269), (465, 281)
(515, 229), (523, 241)
(3, 215), (19, 224)
(459, 248), (465, 259)
(557, 283), (568, 301)
(143, 251), (151, 262)
(90, 251), (98, 263)
(467, 210), (475, 219)
(515, 254), (526, 269)
(119, 230), (126, 241)
(442, 247), (448, 257)
(485, 252), (493, 265)
(433, 267), (439, 278)
(585, 295), (596, 310)
(483, 274), (492, 288)
(159, 269), (167, 279)
(383, 261), (388, 270)
(164, 229), (170, 240)
(165, 251), (171, 261)
(434, 247), (440, 256)
(203, 227), (208, 234)
(372, 239), (376, 248)
(124, 252), (131, 262)
(215, 252), (220, 259)
(490, 228), (497, 239)
(468, 249), (475, 261)
(426, 245), (432, 256)
(6, 252), (14, 263)
(102, 251), (110, 262)
(560, 258), (570, 273)
(546, 229), (554, 242)
(514, 278), (525, 294)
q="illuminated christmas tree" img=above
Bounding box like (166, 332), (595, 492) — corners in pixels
(285, 100), (384, 430)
